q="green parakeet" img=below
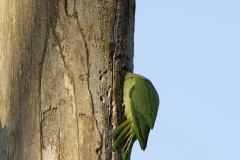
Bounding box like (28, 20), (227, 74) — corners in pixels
(112, 69), (159, 160)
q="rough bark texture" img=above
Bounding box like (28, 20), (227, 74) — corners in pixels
(0, 0), (135, 160)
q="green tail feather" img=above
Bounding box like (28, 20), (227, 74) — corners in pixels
(121, 136), (136, 160)
(112, 119), (131, 139)
(112, 118), (137, 160)
(112, 119), (132, 151)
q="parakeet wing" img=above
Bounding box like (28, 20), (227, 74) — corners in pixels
(129, 76), (159, 150)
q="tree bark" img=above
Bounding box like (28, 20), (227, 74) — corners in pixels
(0, 0), (135, 160)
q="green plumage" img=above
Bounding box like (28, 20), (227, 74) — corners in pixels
(112, 69), (159, 160)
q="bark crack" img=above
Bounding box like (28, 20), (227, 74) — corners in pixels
(111, 0), (119, 126)
(39, 1), (50, 158)
(52, 28), (67, 69)
(64, 0), (76, 17)
(75, 11), (102, 156)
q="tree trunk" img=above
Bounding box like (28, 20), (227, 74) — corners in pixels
(0, 0), (135, 160)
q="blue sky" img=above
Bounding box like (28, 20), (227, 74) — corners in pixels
(132, 1), (240, 160)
